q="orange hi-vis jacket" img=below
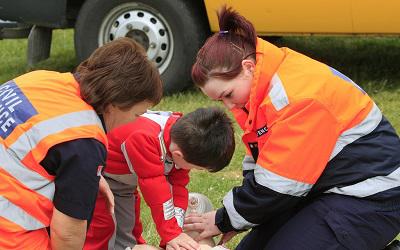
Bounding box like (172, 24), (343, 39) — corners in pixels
(218, 38), (400, 231)
(0, 70), (107, 249)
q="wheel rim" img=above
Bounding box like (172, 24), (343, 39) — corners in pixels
(99, 2), (173, 74)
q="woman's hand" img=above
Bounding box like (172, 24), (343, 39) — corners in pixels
(99, 175), (114, 214)
(184, 211), (222, 241)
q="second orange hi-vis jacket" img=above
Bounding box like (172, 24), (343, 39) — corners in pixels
(0, 70), (107, 249)
(216, 38), (400, 232)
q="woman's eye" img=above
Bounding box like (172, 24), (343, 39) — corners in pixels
(225, 92), (232, 98)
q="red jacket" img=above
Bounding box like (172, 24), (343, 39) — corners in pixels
(106, 111), (190, 246)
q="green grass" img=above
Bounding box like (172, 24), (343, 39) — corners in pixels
(1, 30), (399, 247)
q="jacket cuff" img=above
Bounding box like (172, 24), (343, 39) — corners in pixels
(174, 207), (185, 228)
(215, 207), (238, 233)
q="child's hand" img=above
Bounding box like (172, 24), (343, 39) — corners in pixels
(166, 232), (200, 250)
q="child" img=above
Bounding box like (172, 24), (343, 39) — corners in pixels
(185, 6), (400, 250)
(84, 107), (235, 250)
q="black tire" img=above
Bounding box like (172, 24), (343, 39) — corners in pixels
(27, 25), (52, 66)
(75, 0), (209, 94)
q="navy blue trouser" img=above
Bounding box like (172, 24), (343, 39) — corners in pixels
(236, 194), (400, 250)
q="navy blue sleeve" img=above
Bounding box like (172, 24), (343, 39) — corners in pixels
(215, 207), (237, 233)
(40, 138), (107, 220)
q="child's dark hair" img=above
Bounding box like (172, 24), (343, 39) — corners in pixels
(191, 5), (257, 86)
(170, 107), (235, 172)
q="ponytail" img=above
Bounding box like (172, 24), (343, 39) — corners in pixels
(218, 6), (257, 48)
(192, 5), (257, 86)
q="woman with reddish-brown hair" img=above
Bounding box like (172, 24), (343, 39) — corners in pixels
(184, 6), (400, 250)
(0, 37), (162, 249)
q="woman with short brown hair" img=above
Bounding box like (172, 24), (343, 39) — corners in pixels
(77, 37), (162, 114)
(0, 37), (162, 249)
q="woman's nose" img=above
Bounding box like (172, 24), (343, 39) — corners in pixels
(222, 99), (235, 109)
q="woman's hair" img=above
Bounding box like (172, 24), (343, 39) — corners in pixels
(191, 5), (257, 86)
(76, 37), (163, 113)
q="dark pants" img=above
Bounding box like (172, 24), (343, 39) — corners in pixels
(236, 194), (400, 250)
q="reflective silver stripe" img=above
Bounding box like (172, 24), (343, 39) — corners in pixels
(329, 103), (382, 161)
(0, 143), (54, 200)
(141, 111), (171, 162)
(158, 130), (167, 162)
(160, 134), (174, 175)
(120, 126), (173, 175)
(268, 74), (289, 111)
(0, 195), (45, 230)
(141, 111), (175, 174)
(223, 190), (257, 230)
(254, 164), (313, 197)
(325, 166), (400, 197)
(242, 155), (256, 171)
(0, 110), (101, 200)
(9, 110), (104, 161)
(121, 142), (135, 174)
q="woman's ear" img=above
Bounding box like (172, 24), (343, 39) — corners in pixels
(102, 104), (111, 115)
(103, 103), (118, 114)
(242, 59), (255, 76)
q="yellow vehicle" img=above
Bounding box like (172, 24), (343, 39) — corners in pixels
(205, 0), (400, 35)
(1, 0), (399, 93)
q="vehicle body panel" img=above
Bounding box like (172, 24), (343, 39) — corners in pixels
(0, 0), (68, 28)
(1, 0), (399, 34)
(204, 0), (400, 35)
(351, 0), (400, 33)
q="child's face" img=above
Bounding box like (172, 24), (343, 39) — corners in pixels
(200, 59), (254, 110)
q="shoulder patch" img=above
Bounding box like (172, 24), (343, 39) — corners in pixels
(0, 81), (38, 139)
(256, 125), (268, 137)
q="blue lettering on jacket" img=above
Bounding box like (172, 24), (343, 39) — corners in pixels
(0, 81), (38, 139)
